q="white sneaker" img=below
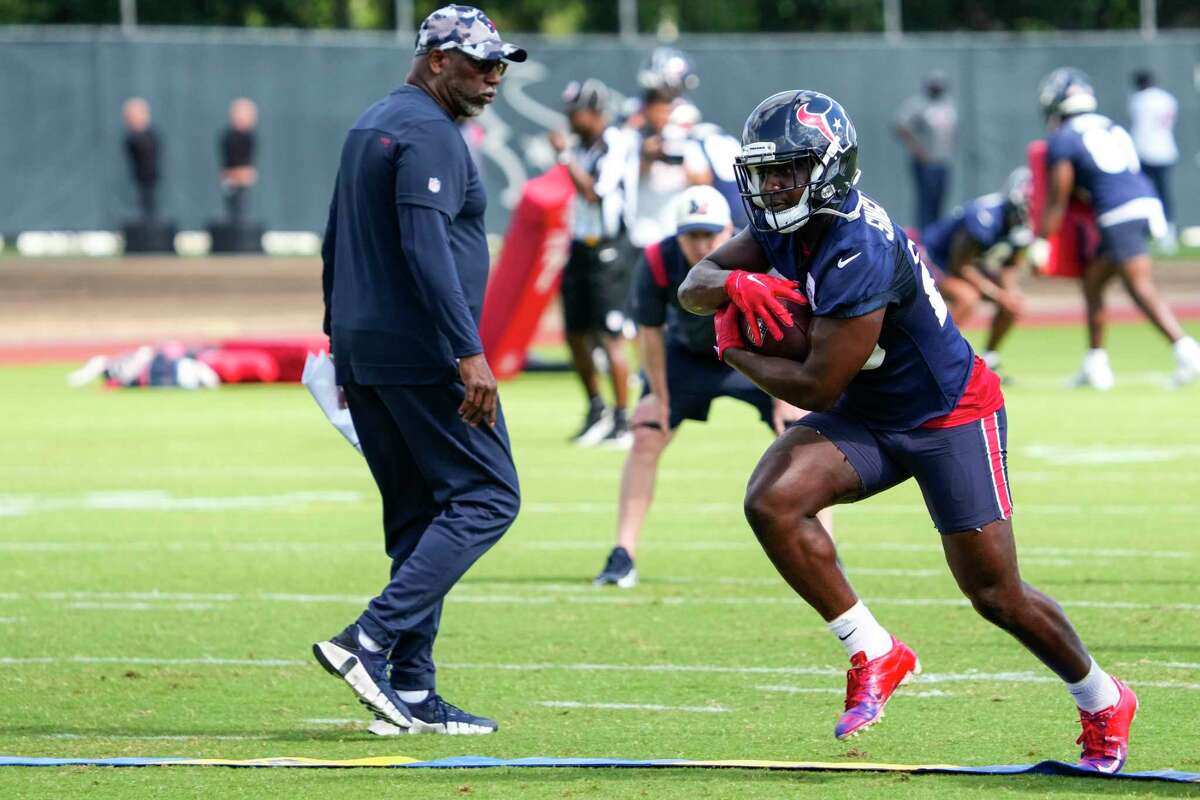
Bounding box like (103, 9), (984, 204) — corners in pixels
(1172, 338), (1200, 387)
(1068, 350), (1114, 391)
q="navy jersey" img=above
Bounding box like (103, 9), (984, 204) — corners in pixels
(1045, 113), (1156, 219)
(920, 193), (1008, 271)
(324, 85), (487, 385)
(751, 190), (974, 431)
(630, 235), (714, 355)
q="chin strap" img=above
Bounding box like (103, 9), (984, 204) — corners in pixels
(812, 190), (863, 222)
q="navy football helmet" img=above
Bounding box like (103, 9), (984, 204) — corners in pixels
(734, 90), (860, 233)
(1038, 67), (1097, 121)
(638, 46), (699, 97)
(1002, 166), (1034, 247)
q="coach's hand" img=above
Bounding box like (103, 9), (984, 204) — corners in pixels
(723, 270), (804, 346)
(458, 354), (498, 428)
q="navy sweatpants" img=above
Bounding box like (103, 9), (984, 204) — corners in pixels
(343, 381), (520, 691)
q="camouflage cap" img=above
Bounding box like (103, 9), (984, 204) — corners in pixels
(415, 5), (527, 63)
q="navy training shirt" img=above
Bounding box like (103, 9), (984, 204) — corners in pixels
(751, 190), (974, 431)
(1045, 113), (1156, 218)
(919, 192), (1008, 271)
(323, 85), (488, 385)
(630, 235), (716, 355)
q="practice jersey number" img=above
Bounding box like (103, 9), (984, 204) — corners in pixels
(908, 240), (949, 327)
(1081, 125), (1140, 175)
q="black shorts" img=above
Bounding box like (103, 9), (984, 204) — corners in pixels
(561, 239), (634, 336)
(641, 345), (774, 430)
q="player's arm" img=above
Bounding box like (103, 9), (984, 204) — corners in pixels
(723, 309), (885, 411)
(677, 227), (773, 315)
(1039, 159), (1074, 238)
(947, 229), (1006, 301)
(320, 175), (338, 338)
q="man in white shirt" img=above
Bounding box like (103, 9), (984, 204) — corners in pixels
(1128, 69), (1179, 250)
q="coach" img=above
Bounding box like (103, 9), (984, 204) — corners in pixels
(312, 5), (524, 736)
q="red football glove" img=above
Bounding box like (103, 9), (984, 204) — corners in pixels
(723, 270), (805, 346)
(713, 303), (745, 363)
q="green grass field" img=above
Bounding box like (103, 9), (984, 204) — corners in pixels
(3, 320), (1199, 799)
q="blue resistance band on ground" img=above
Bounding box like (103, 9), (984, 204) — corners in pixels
(1, 754), (1197, 782)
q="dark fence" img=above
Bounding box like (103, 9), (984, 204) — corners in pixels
(2, 26), (1196, 235)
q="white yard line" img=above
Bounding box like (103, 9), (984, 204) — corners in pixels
(755, 685), (953, 698)
(4, 589), (1197, 613)
(538, 701), (730, 713)
(304, 718), (364, 726)
(0, 491), (363, 518)
(44, 733), (270, 741)
(3, 656), (1198, 691)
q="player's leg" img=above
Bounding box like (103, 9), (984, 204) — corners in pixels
(744, 416), (918, 739)
(596, 394), (674, 588)
(737, 375), (835, 534)
(600, 332), (631, 441)
(312, 381), (430, 729)
(938, 275), (982, 329)
(596, 242), (635, 446)
(357, 383), (519, 732)
(562, 242), (611, 444)
(615, 393), (673, 557)
(908, 408), (1136, 772)
(983, 267), (1022, 358)
(1071, 260), (1117, 389)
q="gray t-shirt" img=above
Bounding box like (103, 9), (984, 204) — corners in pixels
(896, 95), (958, 164)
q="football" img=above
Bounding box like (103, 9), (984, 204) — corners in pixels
(741, 298), (812, 361)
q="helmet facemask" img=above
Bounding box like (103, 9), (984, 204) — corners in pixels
(735, 146), (840, 234)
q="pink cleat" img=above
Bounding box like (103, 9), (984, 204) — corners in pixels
(834, 636), (920, 740)
(1076, 678), (1138, 773)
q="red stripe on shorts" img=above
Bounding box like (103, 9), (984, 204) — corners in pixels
(981, 412), (1012, 518)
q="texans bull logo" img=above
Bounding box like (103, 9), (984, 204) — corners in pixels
(795, 101), (844, 149)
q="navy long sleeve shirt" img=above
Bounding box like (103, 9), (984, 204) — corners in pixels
(322, 85), (488, 385)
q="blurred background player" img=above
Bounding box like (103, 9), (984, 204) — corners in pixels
(1036, 67), (1200, 389)
(919, 167), (1034, 376)
(669, 103), (750, 230)
(628, 86), (712, 249)
(1128, 69), (1179, 253)
(122, 98), (159, 222)
(550, 79), (636, 446)
(219, 97), (259, 225)
(895, 71), (958, 230)
(593, 185), (825, 587)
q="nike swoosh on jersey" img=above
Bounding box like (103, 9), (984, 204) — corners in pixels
(836, 252), (861, 269)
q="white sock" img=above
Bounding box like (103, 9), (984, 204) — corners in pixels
(1173, 336), (1200, 360)
(1084, 348), (1109, 365)
(1067, 657), (1120, 713)
(982, 350), (1001, 370)
(397, 689), (430, 704)
(827, 601), (893, 661)
(356, 628), (384, 653)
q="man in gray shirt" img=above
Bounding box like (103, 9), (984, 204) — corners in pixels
(896, 71), (958, 229)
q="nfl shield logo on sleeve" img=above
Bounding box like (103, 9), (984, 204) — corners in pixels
(428, 177), (442, 194)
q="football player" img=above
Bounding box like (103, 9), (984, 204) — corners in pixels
(918, 167), (1034, 375)
(594, 185), (828, 588)
(1036, 67), (1200, 388)
(678, 90), (1137, 771)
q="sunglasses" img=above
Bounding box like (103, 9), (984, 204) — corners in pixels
(457, 51), (507, 77)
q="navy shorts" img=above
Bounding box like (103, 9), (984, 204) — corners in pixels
(797, 407), (1013, 534)
(641, 345), (773, 430)
(1097, 219), (1150, 263)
